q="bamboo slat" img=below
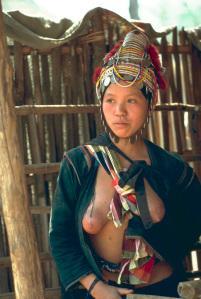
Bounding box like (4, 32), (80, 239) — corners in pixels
(191, 48), (201, 107)
(31, 51), (45, 162)
(67, 45), (79, 146)
(51, 47), (63, 160)
(91, 11), (106, 138)
(24, 56), (48, 239)
(83, 42), (97, 138)
(13, 42), (24, 104)
(13, 42), (26, 160)
(40, 53), (58, 215)
(172, 28), (182, 101)
(179, 29), (194, 167)
(31, 53), (52, 287)
(160, 35), (170, 149)
(0, 218), (10, 292)
(168, 39), (177, 101)
(40, 54), (57, 163)
(13, 42), (27, 164)
(24, 56), (52, 287)
(76, 44), (91, 144)
(190, 45), (201, 177)
(171, 28), (185, 153)
(179, 29), (193, 104)
(62, 47), (77, 149)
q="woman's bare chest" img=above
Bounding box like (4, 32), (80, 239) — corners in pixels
(82, 164), (165, 234)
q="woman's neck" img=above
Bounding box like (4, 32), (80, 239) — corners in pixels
(114, 138), (145, 156)
(113, 138), (148, 162)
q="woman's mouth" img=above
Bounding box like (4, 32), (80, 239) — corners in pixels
(112, 122), (129, 128)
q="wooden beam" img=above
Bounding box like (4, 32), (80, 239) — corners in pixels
(155, 103), (201, 112)
(15, 104), (99, 115)
(0, 290), (179, 299)
(22, 154), (201, 175)
(178, 280), (201, 299)
(0, 3), (45, 299)
(8, 44), (192, 55)
(14, 103), (201, 116)
(0, 288), (61, 299)
(127, 296), (179, 299)
(24, 162), (60, 174)
(0, 252), (52, 268)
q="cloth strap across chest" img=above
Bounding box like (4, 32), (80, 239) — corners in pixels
(84, 142), (164, 284)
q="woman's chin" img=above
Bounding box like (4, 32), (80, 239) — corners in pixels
(111, 131), (135, 140)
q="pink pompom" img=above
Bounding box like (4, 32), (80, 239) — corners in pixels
(148, 44), (168, 90)
(92, 66), (102, 83)
(157, 71), (168, 90)
(148, 44), (161, 71)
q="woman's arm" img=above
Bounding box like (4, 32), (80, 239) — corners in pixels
(80, 273), (133, 299)
(49, 153), (93, 290)
(169, 161), (201, 261)
(49, 150), (134, 298)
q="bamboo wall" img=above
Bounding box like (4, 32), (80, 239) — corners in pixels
(0, 14), (201, 299)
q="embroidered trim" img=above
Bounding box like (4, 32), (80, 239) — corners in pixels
(64, 153), (81, 186)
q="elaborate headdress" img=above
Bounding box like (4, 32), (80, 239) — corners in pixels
(94, 29), (167, 104)
(93, 29), (167, 142)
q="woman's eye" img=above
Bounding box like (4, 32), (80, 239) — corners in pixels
(105, 98), (114, 103)
(128, 99), (136, 103)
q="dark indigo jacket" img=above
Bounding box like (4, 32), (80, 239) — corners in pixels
(49, 134), (201, 291)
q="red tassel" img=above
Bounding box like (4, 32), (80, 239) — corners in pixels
(148, 44), (161, 71)
(157, 71), (168, 90)
(148, 44), (168, 90)
(92, 66), (102, 83)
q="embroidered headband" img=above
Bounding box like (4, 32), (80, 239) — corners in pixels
(93, 29), (167, 105)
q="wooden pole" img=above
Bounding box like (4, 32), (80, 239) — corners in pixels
(178, 280), (201, 299)
(0, 3), (45, 299)
(127, 296), (179, 299)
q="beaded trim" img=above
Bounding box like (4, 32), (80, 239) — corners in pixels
(96, 30), (158, 104)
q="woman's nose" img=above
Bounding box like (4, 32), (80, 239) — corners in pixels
(115, 103), (127, 115)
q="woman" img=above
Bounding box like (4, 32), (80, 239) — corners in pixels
(49, 29), (201, 299)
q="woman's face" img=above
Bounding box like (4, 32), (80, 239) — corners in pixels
(102, 82), (149, 139)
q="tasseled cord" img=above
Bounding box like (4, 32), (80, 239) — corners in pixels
(147, 44), (168, 90)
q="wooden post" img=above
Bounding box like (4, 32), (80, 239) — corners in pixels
(127, 295), (179, 299)
(0, 3), (45, 299)
(178, 280), (201, 299)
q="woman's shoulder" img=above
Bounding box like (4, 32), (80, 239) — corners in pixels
(64, 145), (85, 161)
(145, 139), (194, 187)
(145, 139), (184, 165)
(61, 144), (94, 183)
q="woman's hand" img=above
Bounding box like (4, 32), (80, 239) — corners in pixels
(91, 280), (134, 299)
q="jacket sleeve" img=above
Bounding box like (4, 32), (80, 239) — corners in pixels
(49, 151), (92, 290)
(169, 160), (201, 261)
